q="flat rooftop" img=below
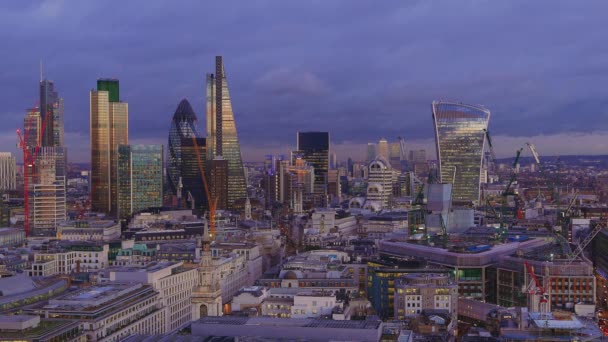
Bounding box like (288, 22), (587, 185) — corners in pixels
(196, 316), (381, 330)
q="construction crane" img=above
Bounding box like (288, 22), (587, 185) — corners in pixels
(190, 136), (218, 242)
(484, 129), (497, 171)
(523, 261), (549, 314)
(16, 106), (51, 237)
(562, 219), (605, 267)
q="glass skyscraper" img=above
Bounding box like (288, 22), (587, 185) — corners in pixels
(90, 79), (128, 215)
(432, 101), (490, 205)
(40, 79), (64, 148)
(117, 145), (164, 219)
(206, 56), (247, 209)
(167, 99), (207, 209)
(294, 132), (329, 208)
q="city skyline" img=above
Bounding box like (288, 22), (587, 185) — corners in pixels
(2, 1), (608, 162)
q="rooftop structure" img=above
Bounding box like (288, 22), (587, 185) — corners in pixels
(191, 316), (383, 342)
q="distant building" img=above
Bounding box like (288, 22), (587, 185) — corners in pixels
(366, 143), (377, 163)
(377, 138), (389, 160)
(0, 153), (16, 191)
(39, 79), (64, 148)
(432, 101), (490, 205)
(91, 79), (128, 215)
(23, 108), (41, 150)
(294, 132), (330, 208)
(366, 157), (393, 210)
(117, 145), (164, 219)
(206, 56), (247, 209)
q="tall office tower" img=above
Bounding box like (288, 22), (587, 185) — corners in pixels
(367, 157), (393, 209)
(117, 145), (164, 219)
(366, 143), (377, 163)
(31, 148), (66, 234)
(90, 79), (129, 215)
(209, 157), (228, 210)
(206, 56), (247, 209)
(327, 169), (341, 204)
(286, 156), (315, 213)
(347, 157), (354, 177)
(0, 153), (16, 191)
(432, 101), (490, 205)
(330, 152), (337, 169)
(39, 79), (64, 147)
(377, 138), (389, 160)
(167, 99), (208, 209)
(388, 142), (401, 170)
(293, 132), (329, 208)
(24, 107), (41, 150)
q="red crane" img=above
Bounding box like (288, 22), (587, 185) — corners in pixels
(524, 261), (549, 313)
(16, 107), (51, 237)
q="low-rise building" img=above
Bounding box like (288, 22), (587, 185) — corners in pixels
(29, 242), (109, 276)
(57, 220), (121, 242)
(26, 283), (164, 342)
(0, 315), (84, 342)
(109, 262), (198, 333)
(394, 273), (458, 320)
(0, 228), (25, 247)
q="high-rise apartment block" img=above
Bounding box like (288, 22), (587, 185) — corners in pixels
(432, 101), (490, 205)
(0, 153), (16, 191)
(206, 56), (247, 209)
(294, 132), (329, 208)
(117, 145), (164, 219)
(90, 79), (128, 215)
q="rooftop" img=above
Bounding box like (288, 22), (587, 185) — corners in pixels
(196, 316), (382, 330)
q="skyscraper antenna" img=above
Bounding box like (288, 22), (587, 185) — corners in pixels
(39, 60), (43, 82)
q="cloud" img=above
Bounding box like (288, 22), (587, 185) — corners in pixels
(1, 1), (608, 162)
(254, 67), (329, 96)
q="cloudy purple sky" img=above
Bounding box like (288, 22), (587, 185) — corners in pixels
(2, 1), (608, 162)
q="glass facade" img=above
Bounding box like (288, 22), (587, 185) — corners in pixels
(90, 79), (128, 215)
(432, 101), (490, 205)
(294, 132), (329, 208)
(206, 56), (247, 209)
(167, 99), (208, 209)
(117, 145), (163, 219)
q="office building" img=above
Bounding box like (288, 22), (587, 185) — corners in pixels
(366, 157), (393, 209)
(26, 283), (164, 341)
(0, 153), (16, 191)
(30, 148), (66, 233)
(206, 56), (247, 209)
(377, 138), (389, 160)
(39, 79), (64, 147)
(23, 107), (41, 150)
(394, 273), (458, 320)
(90, 79), (128, 215)
(209, 157), (229, 210)
(110, 262), (199, 333)
(366, 143), (377, 163)
(432, 101), (490, 205)
(389, 142), (402, 170)
(117, 145), (164, 219)
(167, 99), (207, 209)
(293, 132), (329, 208)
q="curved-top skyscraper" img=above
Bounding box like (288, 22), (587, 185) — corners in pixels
(432, 101), (490, 205)
(168, 99), (207, 209)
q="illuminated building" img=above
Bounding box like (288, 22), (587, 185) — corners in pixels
(90, 79), (128, 215)
(0, 153), (16, 191)
(206, 56), (247, 209)
(432, 101), (490, 205)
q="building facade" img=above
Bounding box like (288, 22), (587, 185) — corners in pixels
(366, 157), (393, 209)
(167, 99), (208, 209)
(432, 101), (490, 205)
(90, 79), (128, 215)
(206, 56), (247, 209)
(0, 153), (16, 191)
(31, 148), (66, 233)
(294, 132), (329, 208)
(117, 145), (164, 219)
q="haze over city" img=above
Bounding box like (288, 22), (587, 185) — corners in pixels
(2, 0), (608, 162)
